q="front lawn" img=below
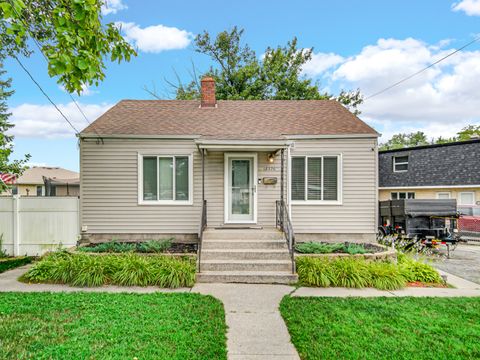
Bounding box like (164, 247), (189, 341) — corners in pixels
(280, 296), (480, 360)
(0, 292), (227, 359)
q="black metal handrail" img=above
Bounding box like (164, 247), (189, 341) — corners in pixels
(276, 200), (296, 273)
(197, 199), (207, 272)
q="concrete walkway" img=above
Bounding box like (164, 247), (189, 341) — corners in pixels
(193, 283), (300, 360)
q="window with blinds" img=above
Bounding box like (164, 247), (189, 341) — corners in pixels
(291, 155), (340, 202)
(141, 155), (191, 203)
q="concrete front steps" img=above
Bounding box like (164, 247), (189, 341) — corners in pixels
(197, 228), (298, 284)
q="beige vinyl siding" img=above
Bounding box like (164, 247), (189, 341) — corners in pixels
(80, 138), (201, 234)
(81, 137), (377, 236)
(290, 138), (377, 234)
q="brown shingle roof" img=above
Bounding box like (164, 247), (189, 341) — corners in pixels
(17, 167), (79, 185)
(81, 100), (378, 139)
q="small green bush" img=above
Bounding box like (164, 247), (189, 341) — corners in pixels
(78, 238), (174, 254)
(0, 256), (34, 274)
(22, 252), (196, 288)
(138, 239), (172, 253)
(344, 243), (367, 255)
(295, 242), (348, 254)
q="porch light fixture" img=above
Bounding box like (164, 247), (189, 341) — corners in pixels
(267, 153), (275, 163)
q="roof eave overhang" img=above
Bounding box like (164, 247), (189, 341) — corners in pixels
(195, 139), (294, 151)
(78, 133), (201, 140)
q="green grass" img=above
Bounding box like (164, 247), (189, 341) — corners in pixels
(296, 254), (442, 290)
(0, 256), (33, 273)
(0, 292), (227, 360)
(280, 297), (480, 360)
(21, 251), (196, 288)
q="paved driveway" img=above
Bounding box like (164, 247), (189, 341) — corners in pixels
(432, 244), (480, 285)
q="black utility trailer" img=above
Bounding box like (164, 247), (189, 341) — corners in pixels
(378, 199), (459, 257)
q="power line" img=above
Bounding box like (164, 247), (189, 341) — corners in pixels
(7, 0), (104, 143)
(15, 57), (80, 134)
(364, 36), (480, 100)
(7, 0), (92, 127)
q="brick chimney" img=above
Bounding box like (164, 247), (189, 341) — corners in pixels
(200, 77), (216, 108)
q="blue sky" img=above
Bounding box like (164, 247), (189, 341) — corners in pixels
(5, 0), (480, 171)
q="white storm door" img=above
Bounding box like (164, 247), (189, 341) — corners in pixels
(225, 154), (257, 223)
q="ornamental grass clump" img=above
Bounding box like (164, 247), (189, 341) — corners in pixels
(330, 257), (371, 288)
(22, 251), (196, 288)
(296, 253), (443, 289)
(398, 253), (443, 284)
(368, 261), (405, 290)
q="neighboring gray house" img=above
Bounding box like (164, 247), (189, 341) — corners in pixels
(379, 139), (480, 206)
(79, 77), (379, 283)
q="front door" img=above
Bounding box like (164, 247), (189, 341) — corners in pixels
(225, 154), (257, 223)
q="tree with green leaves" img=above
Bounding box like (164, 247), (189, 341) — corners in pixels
(0, 0), (136, 186)
(380, 125), (480, 150)
(0, 62), (29, 191)
(0, 0), (136, 94)
(457, 125), (480, 141)
(161, 27), (363, 114)
(379, 131), (429, 150)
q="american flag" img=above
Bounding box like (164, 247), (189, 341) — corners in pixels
(0, 172), (16, 185)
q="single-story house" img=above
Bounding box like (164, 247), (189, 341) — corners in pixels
(378, 139), (480, 209)
(79, 78), (379, 246)
(1, 166), (79, 197)
(80, 78), (380, 282)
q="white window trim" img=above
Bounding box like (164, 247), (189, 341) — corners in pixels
(391, 191), (415, 200)
(436, 192), (451, 199)
(458, 191), (476, 206)
(137, 152), (194, 205)
(290, 154), (343, 205)
(393, 155), (409, 173)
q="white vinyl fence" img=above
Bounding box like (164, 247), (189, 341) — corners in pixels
(0, 196), (79, 256)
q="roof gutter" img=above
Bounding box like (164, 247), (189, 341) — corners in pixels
(79, 133), (201, 140)
(285, 133), (379, 139)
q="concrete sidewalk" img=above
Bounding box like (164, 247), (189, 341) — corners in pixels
(193, 283), (300, 360)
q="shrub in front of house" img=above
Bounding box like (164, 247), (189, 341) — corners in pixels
(296, 254), (442, 290)
(21, 251), (195, 288)
(295, 242), (368, 255)
(78, 238), (174, 254)
(0, 256), (34, 274)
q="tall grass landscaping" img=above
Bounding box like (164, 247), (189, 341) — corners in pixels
(296, 252), (443, 290)
(21, 250), (196, 288)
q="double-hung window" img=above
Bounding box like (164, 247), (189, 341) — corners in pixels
(141, 154), (192, 204)
(393, 155), (408, 172)
(291, 155), (341, 203)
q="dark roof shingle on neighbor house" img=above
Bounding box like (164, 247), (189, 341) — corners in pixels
(379, 139), (480, 188)
(80, 100), (378, 139)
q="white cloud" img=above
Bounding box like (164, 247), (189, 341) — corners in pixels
(9, 102), (113, 138)
(302, 52), (344, 77)
(117, 22), (193, 53)
(102, 0), (127, 16)
(452, 0), (480, 16)
(326, 37), (480, 141)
